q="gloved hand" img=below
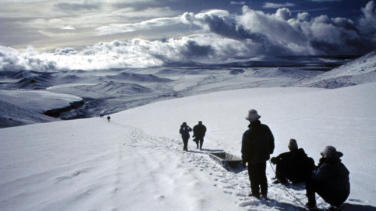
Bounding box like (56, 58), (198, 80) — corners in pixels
(242, 160), (247, 168)
(270, 157), (278, 164)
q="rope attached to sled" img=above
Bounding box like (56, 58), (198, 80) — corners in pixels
(268, 160), (310, 207)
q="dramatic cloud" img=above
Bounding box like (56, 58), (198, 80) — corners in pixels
(1, 1), (375, 72)
(182, 3), (376, 56)
(297, 12), (312, 22)
(96, 17), (181, 35)
(0, 2), (180, 49)
(0, 35), (245, 71)
(359, 1), (376, 42)
(263, 2), (296, 9)
(0, 46), (57, 72)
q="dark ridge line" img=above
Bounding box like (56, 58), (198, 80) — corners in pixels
(43, 100), (85, 119)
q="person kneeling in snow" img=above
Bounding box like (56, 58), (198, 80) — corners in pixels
(305, 146), (350, 210)
(270, 139), (314, 184)
(241, 109), (275, 198)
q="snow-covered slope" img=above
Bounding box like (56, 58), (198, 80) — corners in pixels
(251, 67), (321, 79)
(1, 82), (375, 211)
(105, 72), (173, 82)
(0, 90), (82, 113)
(0, 100), (56, 127)
(297, 50), (376, 88)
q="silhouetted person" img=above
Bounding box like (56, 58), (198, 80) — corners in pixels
(193, 121), (207, 149)
(241, 109), (274, 198)
(305, 146), (350, 210)
(271, 139), (314, 184)
(179, 122), (192, 152)
(107, 116), (111, 122)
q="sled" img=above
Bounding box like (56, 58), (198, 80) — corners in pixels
(209, 152), (244, 171)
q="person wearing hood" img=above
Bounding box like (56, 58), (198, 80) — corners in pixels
(179, 122), (192, 152)
(305, 146), (350, 210)
(241, 109), (275, 198)
(270, 139), (315, 184)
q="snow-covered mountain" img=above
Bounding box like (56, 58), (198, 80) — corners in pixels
(297, 50), (376, 88)
(2, 53), (376, 127)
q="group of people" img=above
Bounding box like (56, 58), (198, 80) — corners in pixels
(179, 121), (206, 151)
(180, 109), (350, 210)
(240, 109), (350, 210)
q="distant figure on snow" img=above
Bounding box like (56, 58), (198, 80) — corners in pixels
(270, 139), (315, 184)
(241, 109), (274, 198)
(305, 146), (350, 210)
(179, 122), (192, 152)
(193, 121), (207, 149)
(107, 116), (111, 122)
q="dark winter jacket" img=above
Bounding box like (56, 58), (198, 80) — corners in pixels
(180, 125), (192, 140)
(193, 124), (206, 138)
(312, 152), (350, 206)
(274, 148), (315, 183)
(241, 120), (275, 164)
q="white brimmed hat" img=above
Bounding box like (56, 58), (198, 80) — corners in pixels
(320, 146), (336, 158)
(245, 109), (261, 121)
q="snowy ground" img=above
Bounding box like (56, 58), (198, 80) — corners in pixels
(1, 53), (376, 210)
(1, 84), (376, 210)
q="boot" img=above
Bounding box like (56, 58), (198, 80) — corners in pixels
(305, 195), (317, 209)
(248, 193), (260, 198)
(260, 191), (267, 198)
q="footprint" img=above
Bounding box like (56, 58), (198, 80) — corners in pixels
(348, 199), (363, 203)
(223, 185), (235, 189)
(239, 200), (260, 207)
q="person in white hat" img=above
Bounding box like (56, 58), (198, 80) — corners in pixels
(241, 109), (275, 198)
(270, 139), (315, 184)
(305, 146), (350, 210)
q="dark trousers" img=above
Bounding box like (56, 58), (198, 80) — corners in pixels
(305, 177), (347, 206)
(182, 138), (189, 151)
(275, 162), (289, 183)
(276, 162), (307, 183)
(305, 176), (316, 196)
(195, 137), (204, 149)
(248, 161), (268, 196)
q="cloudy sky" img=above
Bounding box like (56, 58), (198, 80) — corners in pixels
(0, 0), (375, 70)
